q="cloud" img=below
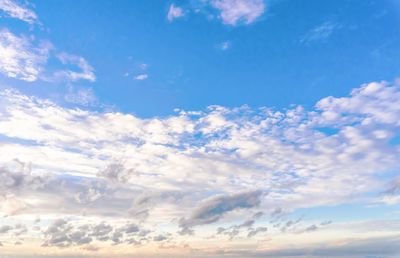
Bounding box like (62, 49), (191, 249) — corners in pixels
(0, 30), (95, 83)
(383, 176), (400, 195)
(221, 41), (230, 50)
(0, 159), (48, 194)
(54, 52), (96, 82)
(211, 0), (265, 25)
(0, 28), (52, 81)
(0, 225), (13, 233)
(300, 22), (340, 44)
(0, 0), (38, 24)
(1, 194), (26, 216)
(134, 74), (148, 80)
(167, 4), (184, 21)
(0, 80), (400, 252)
(179, 190), (263, 233)
(64, 86), (98, 106)
(247, 226), (267, 237)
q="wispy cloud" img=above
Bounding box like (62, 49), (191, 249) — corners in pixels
(167, 4), (184, 21)
(64, 86), (98, 106)
(0, 29), (96, 83)
(0, 28), (52, 81)
(54, 52), (96, 82)
(0, 0), (38, 24)
(300, 21), (340, 44)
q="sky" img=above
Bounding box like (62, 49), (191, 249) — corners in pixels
(0, 0), (400, 257)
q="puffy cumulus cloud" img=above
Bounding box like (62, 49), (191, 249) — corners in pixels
(167, 4), (184, 21)
(0, 28), (52, 81)
(41, 219), (156, 248)
(0, 0), (38, 24)
(97, 161), (137, 184)
(211, 0), (265, 25)
(53, 52), (96, 82)
(0, 81), (400, 253)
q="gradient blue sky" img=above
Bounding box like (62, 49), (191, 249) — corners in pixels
(1, 0), (400, 257)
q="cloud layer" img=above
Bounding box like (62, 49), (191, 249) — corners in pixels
(0, 80), (400, 255)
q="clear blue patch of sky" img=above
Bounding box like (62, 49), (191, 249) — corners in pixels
(2, 0), (400, 118)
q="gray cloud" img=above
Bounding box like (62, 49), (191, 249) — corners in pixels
(153, 235), (167, 242)
(0, 225), (12, 233)
(97, 162), (137, 184)
(247, 226), (267, 238)
(179, 190), (263, 234)
(383, 176), (400, 195)
(321, 220), (332, 226)
(0, 159), (48, 193)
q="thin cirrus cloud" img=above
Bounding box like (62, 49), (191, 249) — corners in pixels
(300, 21), (341, 44)
(0, 0), (38, 24)
(0, 80), (400, 254)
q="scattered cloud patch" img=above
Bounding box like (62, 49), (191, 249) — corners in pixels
(0, 29), (52, 81)
(211, 0), (265, 25)
(64, 86), (98, 106)
(300, 22), (340, 44)
(0, 0), (38, 24)
(54, 52), (96, 82)
(221, 41), (230, 50)
(167, 4), (184, 21)
(134, 74), (148, 80)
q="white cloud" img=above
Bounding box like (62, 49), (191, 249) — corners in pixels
(0, 30), (96, 83)
(167, 4), (184, 21)
(0, 28), (52, 81)
(54, 52), (96, 82)
(64, 86), (98, 106)
(211, 0), (265, 25)
(134, 74), (148, 80)
(0, 80), (400, 253)
(221, 41), (230, 50)
(0, 0), (38, 24)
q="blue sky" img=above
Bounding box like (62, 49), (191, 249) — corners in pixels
(1, 0), (400, 257)
(3, 0), (400, 116)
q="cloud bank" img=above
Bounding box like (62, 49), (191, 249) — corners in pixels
(0, 80), (400, 255)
